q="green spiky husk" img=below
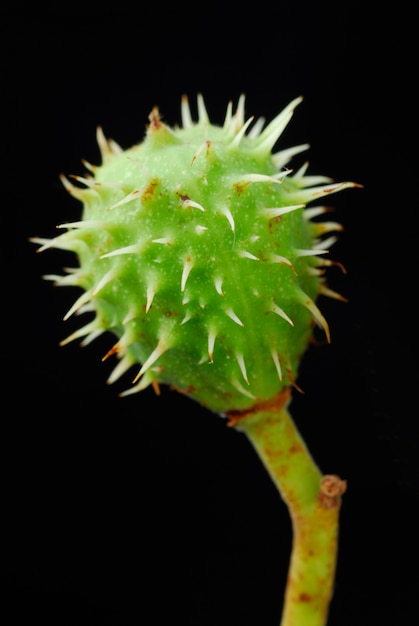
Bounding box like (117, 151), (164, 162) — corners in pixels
(34, 95), (355, 413)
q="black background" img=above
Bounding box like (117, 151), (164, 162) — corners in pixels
(4, 4), (419, 626)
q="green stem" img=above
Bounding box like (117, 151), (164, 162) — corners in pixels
(228, 389), (346, 626)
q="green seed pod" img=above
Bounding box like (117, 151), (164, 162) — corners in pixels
(32, 95), (358, 413)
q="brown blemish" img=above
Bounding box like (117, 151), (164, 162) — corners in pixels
(318, 474), (347, 509)
(171, 384), (196, 396)
(268, 216), (283, 232)
(226, 387), (291, 427)
(233, 181), (250, 195)
(289, 443), (303, 454)
(147, 107), (163, 132)
(141, 178), (159, 202)
(299, 592), (312, 603)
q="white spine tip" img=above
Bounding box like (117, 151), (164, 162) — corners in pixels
(298, 292), (330, 342)
(92, 268), (118, 296)
(182, 197), (206, 212)
(225, 308), (244, 327)
(108, 189), (141, 211)
(231, 379), (256, 400)
(152, 237), (173, 245)
(260, 205), (304, 220)
(271, 303), (294, 327)
(214, 277), (224, 296)
(235, 353), (249, 384)
(132, 339), (169, 383)
(181, 94), (193, 128)
(197, 93), (209, 124)
(180, 312), (192, 325)
(251, 96), (304, 155)
(63, 290), (92, 320)
(219, 207), (235, 232)
(270, 348), (283, 381)
(238, 250), (259, 261)
(100, 243), (144, 259)
(229, 116), (255, 148)
(107, 354), (135, 384)
(207, 326), (217, 362)
(181, 257), (194, 292)
(145, 286), (156, 313)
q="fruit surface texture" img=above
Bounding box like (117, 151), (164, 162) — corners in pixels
(33, 95), (357, 413)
